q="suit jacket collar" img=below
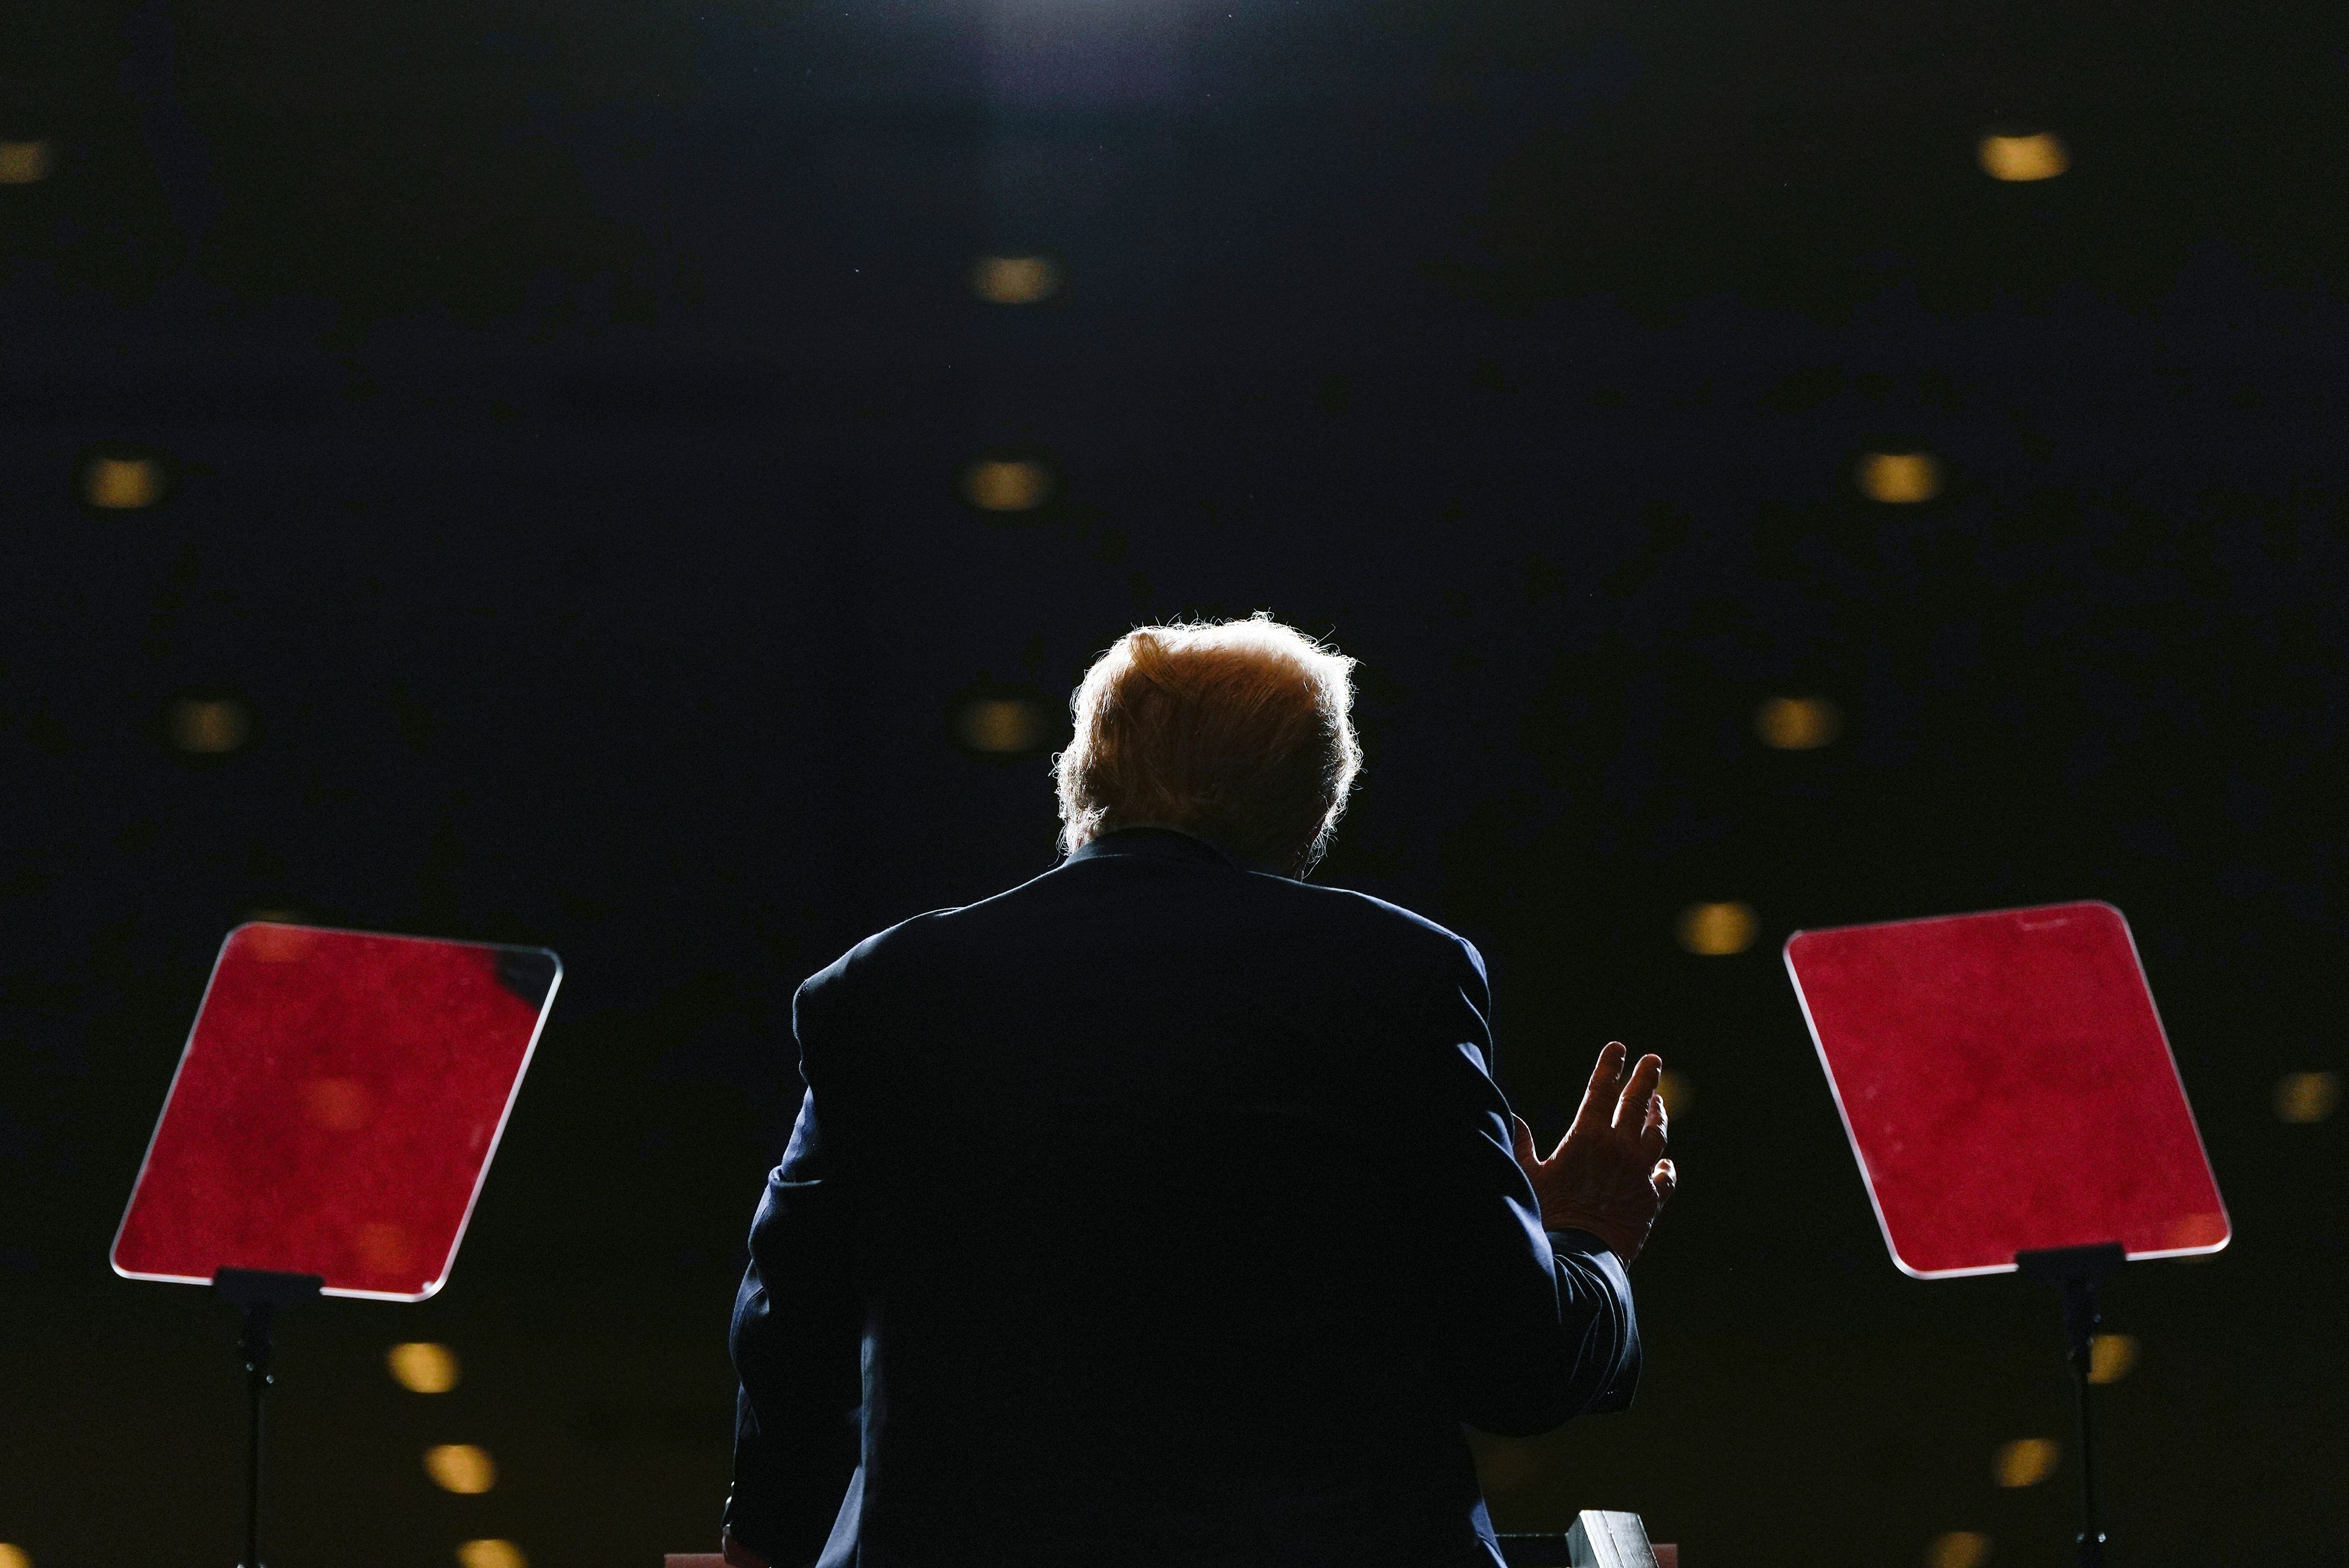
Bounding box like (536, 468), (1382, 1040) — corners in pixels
(1067, 825), (1260, 872)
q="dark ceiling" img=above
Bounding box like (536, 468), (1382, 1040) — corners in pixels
(3, 1), (2346, 1566)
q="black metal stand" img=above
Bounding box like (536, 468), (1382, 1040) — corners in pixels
(213, 1268), (322, 1568)
(2016, 1243), (2124, 1568)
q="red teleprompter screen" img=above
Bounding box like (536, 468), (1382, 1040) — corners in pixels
(1785, 902), (2227, 1278)
(113, 923), (560, 1301)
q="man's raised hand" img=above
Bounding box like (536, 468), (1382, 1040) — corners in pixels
(1508, 1041), (1677, 1266)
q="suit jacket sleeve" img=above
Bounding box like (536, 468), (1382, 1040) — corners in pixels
(725, 975), (864, 1565)
(1405, 936), (1641, 1436)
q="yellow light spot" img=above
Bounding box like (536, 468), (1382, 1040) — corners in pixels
(84, 455), (164, 510)
(389, 1342), (461, 1394)
(1654, 1069), (1691, 1118)
(960, 458), (1053, 512)
(0, 140), (53, 185)
(457, 1540), (526, 1568)
(0, 1544), (34, 1568)
(1927, 1532), (1991, 1568)
(2276, 1070), (2339, 1124)
(241, 922), (316, 963)
(956, 697), (1048, 755)
(357, 1222), (412, 1275)
(425, 1444), (497, 1495)
(1754, 696), (1842, 750)
(971, 254), (1061, 305)
(1856, 451), (1942, 503)
(1675, 902), (1757, 956)
(1471, 1433), (1539, 1493)
(2087, 1333), (2137, 1385)
(169, 697), (251, 755)
(1979, 132), (2069, 182)
(303, 1077), (373, 1132)
(2164, 1211), (2228, 1249)
(1994, 1438), (2060, 1488)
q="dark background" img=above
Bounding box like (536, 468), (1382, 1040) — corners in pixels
(3, 0), (2345, 1564)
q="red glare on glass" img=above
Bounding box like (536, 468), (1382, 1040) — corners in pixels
(112, 923), (562, 1301)
(1784, 901), (2227, 1278)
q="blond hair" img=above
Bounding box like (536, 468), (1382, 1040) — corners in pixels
(1055, 614), (1362, 873)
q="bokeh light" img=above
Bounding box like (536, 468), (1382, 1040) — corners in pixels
(456, 1541), (526, 1568)
(1655, 1069), (1691, 1119)
(83, 455), (164, 510)
(168, 697), (252, 756)
(1993, 1438), (2060, 1487)
(1675, 902), (1757, 956)
(243, 922), (317, 963)
(389, 1342), (461, 1394)
(1978, 132), (2068, 182)
(1856, 451), (1942, 503)
(425, 1444), (497, 1495)
(1927, 1533), (1991, 1568)
(959, 458), (1054, 513)
(0, 1544), (33, 1568)
(358, 1222), (412, 1275)
(0, 140), (53, 185)
(954, 696), (1050, 756)
(2275, 1071), (2339, 1123)
(2088, 1333), (2137, 1385)
(1754, 696), (1842, 750)
(971, 254), (1061, 304)
(1471, 1433), (1539, 1493)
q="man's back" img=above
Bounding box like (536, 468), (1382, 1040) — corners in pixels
(727, 828), (1641, 1568)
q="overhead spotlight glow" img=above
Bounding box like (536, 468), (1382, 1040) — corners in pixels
(1675, 902), (1757, 956)
(1754, 696), (1842, 750)
(457, 1541), (527, 1568)
(2275, 1070), (2339, 1123)
(168, 697), (251, 756)
(84, 454), (164, 510)
(960, 458), (1054, 512)
(1927, 1533), (1991, 1568)
(425, 1444), (497, 1495)
(1979, 133), (2068, 182)
(0, 140), (53, 185)
(1993, 1438), (2060, 1488)
(971, 254), (1061, 305)
(2087, 1334), (2137, 1385)
(1856, 451), (1941, 503)
(389, 1342), (461, 1394)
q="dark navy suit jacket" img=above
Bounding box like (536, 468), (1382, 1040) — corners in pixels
(727, 828), (1639, 1568)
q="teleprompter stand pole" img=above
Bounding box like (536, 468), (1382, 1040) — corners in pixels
(213, 1269), (323, 1568)
(2016, 1243), (2125, 1568)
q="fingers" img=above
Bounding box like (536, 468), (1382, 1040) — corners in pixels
(1510, 1113), (1540, 1170)
(1613, 1052), (1664, 1132)
(1571, 1041), (1630, 1134)
(1651, 1158), (1677, 1209)
(1638, 1086), (1668, 1162)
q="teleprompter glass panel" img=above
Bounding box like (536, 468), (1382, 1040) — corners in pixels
(112, 924), (561, 1300)
(1784, 902), (2227, 1278)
